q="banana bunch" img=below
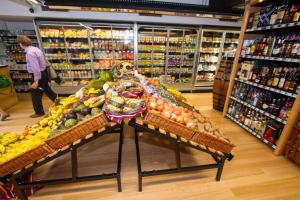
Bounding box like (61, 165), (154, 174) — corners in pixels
(88, 88), (101, 95)
(84, 96), (105, 108)
(59, 95), (78, 108)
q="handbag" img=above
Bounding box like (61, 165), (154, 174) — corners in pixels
(47, 66), (62, 84)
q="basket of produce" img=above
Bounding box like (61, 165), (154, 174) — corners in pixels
(46, 111), (108, 150)
(143, 97), (196, 139)
(144, 97), (235, 153)
(191, 131), (234, 153)
(0, 132), (53, 177)
(46, 95), (108, 150)
(103, 80), (147, 123)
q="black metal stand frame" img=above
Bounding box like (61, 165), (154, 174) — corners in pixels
(128, 120), (233, 192)
(8, 124), (124, 200)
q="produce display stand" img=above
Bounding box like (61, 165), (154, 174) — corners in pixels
(129, 118), (234, 191)
(5, 123), (123, 200)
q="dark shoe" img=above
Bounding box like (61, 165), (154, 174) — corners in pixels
(30, 114), (44, 118)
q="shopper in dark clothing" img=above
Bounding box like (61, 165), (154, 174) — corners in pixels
(17, 35), (57, 118)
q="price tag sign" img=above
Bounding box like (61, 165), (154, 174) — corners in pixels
(257, 135), (261, 139)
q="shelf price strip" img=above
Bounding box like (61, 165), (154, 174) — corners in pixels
(226, 114), (276, 149)
(240, 55), (300, 63)
(230, 96), (287, 125)
(246, 22), (300, 32)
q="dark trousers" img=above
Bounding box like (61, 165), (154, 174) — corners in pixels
(31, 70), (57, 115)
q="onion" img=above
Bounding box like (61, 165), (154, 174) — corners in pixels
(198, 117), (205, 123)
(170, 113), (177, 121)
(173, 110), (181, 116)
(183, 116), (189, 124)
(176, 115), (184, 124)
(157, 99), (165, 106)
(162, 110), (171, 119)
(149, 101), (157, 110)
(148, 96), (157, 102)
(186, 122), (196, 129)
(157, 105), (164, 112)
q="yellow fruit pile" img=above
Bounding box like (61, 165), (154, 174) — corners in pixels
(0, 95), (78, 164)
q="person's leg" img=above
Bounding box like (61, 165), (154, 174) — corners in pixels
(0, 107), (9, 121)
(31, 88), (44, 116)
(40, 70), (57, 102)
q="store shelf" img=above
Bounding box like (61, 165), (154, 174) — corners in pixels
(62, 77), (93, 79)
(43, 47), (66, 50)
(54, 68), (91, 70)
(201, 41), (222, 44)
(69, 58), (91, 60)
(198, 70), (216, 73)
(65, 37), (88, 39)
(234, 78), (297, 98)
(246, 22), (300, 33)
(226, 114), (276, 149)
(240, 55), (300, 63)
(200, 51), (220, 54)
(199, 61), (218, 63)
(230, 96), (287, 125)
(41, 36), (64, 38)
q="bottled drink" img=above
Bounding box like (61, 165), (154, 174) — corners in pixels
(291, 5), (300, 22)
(278, 67), (287, 89)
(291, 35), (300, 58)
(271, 67), (281, 87)
(288, 68), (299, 92)
(272, 37), (282, 57)
(276, 1), (289, 24)
(283, 68), (294, 91)
(267, 68), (274, 86)
(269, 9), (278, 25)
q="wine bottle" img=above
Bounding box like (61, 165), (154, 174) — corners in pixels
(272, 37), (282, 57)
(283, 68), (294, 91)
(291, 5), (300, 22)
(267, 67), (274, 86)
(272, 67), (281, 87)
(288, 68), (299, 92)
(291, 35), (300, 58)
(278, 67), (287, 89)
(276, 1), (289, 24)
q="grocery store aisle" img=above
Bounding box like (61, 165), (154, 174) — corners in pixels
(1, 93), (300, 200)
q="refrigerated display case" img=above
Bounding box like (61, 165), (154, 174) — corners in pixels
(35, 20), (238, 93)
(1, 30), (38, 92)
(137, 26), (198, 91)
(36, 21), (134, 94)
(137, 26), (167, 79)
(195, 29), (240, 90)
(166, 28), (198, 91)
(223, 31), (239, 58)
(195, 30), (223, 89)
(90, 24), (134, 72)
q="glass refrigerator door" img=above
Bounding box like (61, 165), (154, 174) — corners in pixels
(63, 24), (92, 85)
(111, 26), (134, 69)
(39, 24), (70, 84)
(166, 28), (184, 86)
(90, 25), (113, 74)
(166, 28), (197, 90)
(223, 31), (239, 58)
(195, 30), (224, 89)
(138, 26), (167, 79)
